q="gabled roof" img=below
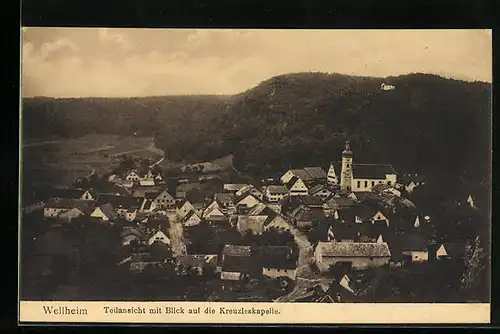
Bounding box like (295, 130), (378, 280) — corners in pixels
(223, 184), (248, 192)
(295, 208), (325, 222)
(285, 176), (300, 190)
(234, 193), (260, 206)
(325, 197), (357, 209)
(97, 203), (115, 219)
(183, 210), (200, 222)
(266, 185), (289, 194)
(309, 184), (329, 195)
(176, 254), (218, 268)
(352, 164), (397, 179)
(222, 244), (252, 257)
(142, 199), (154, 211)
(221, 255), (256, 273)
(318, 241), (391, 257)
(290, 169), (313, 182)
(330, 161), (397, 180)
(45, 198), (94, 211)
(440, 242), (467, 257)
(303, 167), (327, 180)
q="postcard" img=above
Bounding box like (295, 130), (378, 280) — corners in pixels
(19, 28), (491, 324)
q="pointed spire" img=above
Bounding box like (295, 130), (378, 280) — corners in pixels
(414, 216), (420, 228)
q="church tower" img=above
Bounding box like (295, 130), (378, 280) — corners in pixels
(340, 140), (353, 191)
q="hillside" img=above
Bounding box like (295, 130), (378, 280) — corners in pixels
(22, 72), (491, 188)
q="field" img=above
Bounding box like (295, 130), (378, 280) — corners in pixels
(21, 134), (165, 194)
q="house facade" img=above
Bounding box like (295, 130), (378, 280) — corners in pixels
(314, 241), (391, 272)
(286, 177), (309, 197)
(154, 189), (176, 209)
(264, 185), (289, 203)
(148, 230), (170, 246)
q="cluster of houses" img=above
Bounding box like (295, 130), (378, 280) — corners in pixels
(37, 141), (476, 300)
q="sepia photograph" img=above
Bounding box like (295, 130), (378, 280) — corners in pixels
(19, 28), (491, 323)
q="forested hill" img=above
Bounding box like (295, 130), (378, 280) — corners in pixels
(22, 72), (491, 186)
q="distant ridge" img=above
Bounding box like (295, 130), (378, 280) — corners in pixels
(22, 72), (491, 189)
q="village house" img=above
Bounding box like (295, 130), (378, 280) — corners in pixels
(121, 226), (144, 247)
(263, 213), (293, 232)
(43, 198), (95, 219)
(328, 140), (397, 192)
(435, 242), (467, 260)
(177, 199), (199, 218)
(280, 167), (327, 185)
(264, 185), (289, 203)
(234, 192), (261, 210)
(220, 245), (256, 281)
(57, 205), (94, 222)
(148, 229), (170, 246)
(153, 189), (177, 210)
(125, 208), (138, 221)
(90, 203), (116, 221)
(309, 184), (334, 201)
(143, 216), (170, 234)
(125, 170), (141, 182)
(128, 253), (162, 273)
(182, 210), (202, 227)
(175, 254), (218, 276)
(300, 195), (325, 209)
(214, 193), (236, 214)
(383, 232), (429, 264)
(223, 184), (248, 194)
(293, 208), (325, 229)
(236, 215), (268, 235)
(284, 176), (309, 197)
(314, 241), (391, 272)
(261, 246), (299, 280)
(235, 184), (263, 200)
(95, 194), (143, 217)
(322, 196), (357, 216)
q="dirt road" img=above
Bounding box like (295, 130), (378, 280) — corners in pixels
(167, 213), (187, 257)
(274, 226), (333, 302)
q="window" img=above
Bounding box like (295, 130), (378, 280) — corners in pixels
(347, 163), (350, 168)
(357, 181), (361, 188)
(388, 181), (392, 186)
(364, 181), (368, 188)
(372, 181), (375, 186)
(379, 181), (382, 184)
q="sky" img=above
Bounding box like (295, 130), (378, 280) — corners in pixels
(21, 28), (492, 98)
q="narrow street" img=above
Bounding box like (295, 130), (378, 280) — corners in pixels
(274, 226), (332, 302)
(167, 213), (187, 257)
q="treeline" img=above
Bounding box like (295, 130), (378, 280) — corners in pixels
(22, 72), (491, 187)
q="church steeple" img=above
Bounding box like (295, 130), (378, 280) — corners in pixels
(342, 140), (353, 157)
(340, 139), (353, 191)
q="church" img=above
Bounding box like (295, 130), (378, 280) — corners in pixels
(327, 140), (397, 192)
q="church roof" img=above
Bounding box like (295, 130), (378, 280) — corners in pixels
(318, 241), (391, 258)
(331, 162), (397, 180)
